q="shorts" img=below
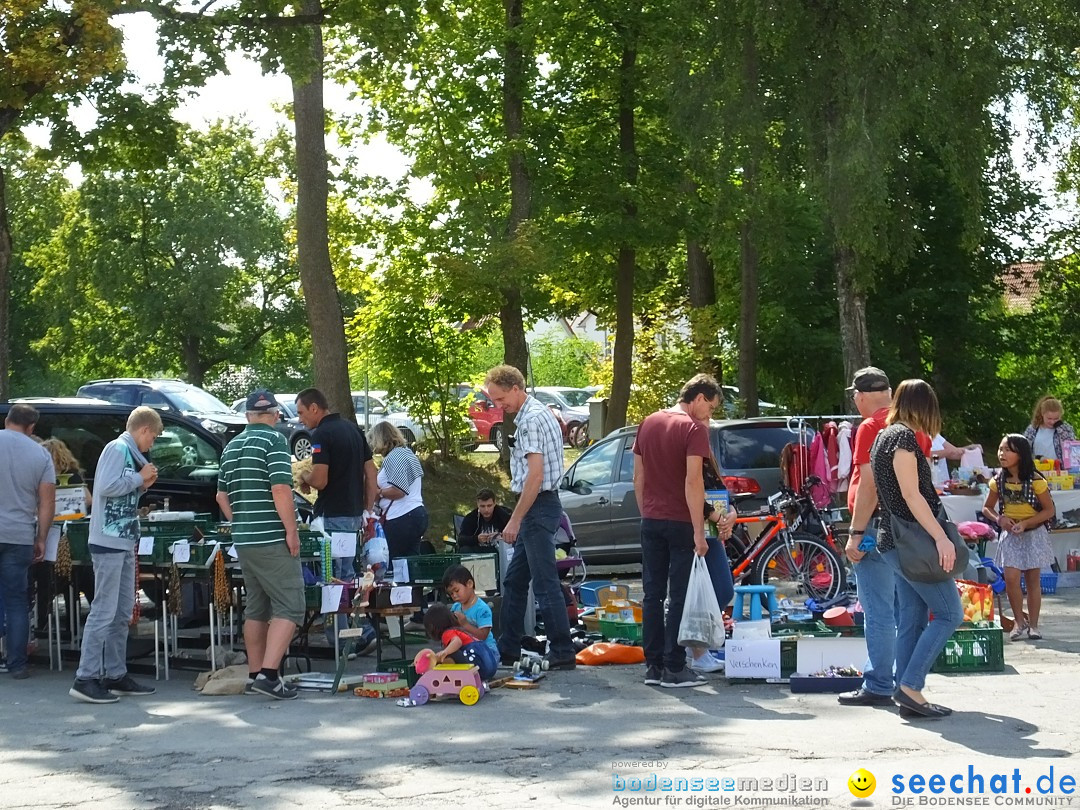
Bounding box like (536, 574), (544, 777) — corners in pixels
(235, 541), (305, 625)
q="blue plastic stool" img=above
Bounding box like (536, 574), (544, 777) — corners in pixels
(732, 584), (779, 621)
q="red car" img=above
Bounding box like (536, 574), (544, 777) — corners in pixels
(455, 385), (569, 448)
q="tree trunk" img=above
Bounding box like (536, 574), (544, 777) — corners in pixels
(737, 31), (761, 417)
(738, 218), (759, 416)
(0, 165), (10, 401)
(605, 38), (638, 435)
(181, 334), (205, 387)
(687, 240), (722, 381)
(499, 0), (531, 465)
(291, 0), (354, 420)
(835, 243), (871, 381)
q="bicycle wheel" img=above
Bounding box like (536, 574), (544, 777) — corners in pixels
(749, 531), (847, 603)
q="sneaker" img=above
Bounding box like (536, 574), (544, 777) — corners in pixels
(250, 674), (299, 700)
(244, 679), (256, 695)
(103, 674), (156, 696)
(0, 659), (8, 674)
(499, 653), (520, 668)
(70, 678), (120, 704)
(11, 668), (30, 680)
(688, 653), (725, 673)
(355, 629), (378, 656)
(644, 665), (663, 686)
(403, 620), (426, 633)
(544, 656), (576, 671)
(660, 667), (708, 688)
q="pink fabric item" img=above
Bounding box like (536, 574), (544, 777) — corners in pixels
(808, 433), (831, 506)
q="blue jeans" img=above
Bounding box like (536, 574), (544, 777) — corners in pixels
(321, 516), (372, 650)
(0, 543), (34, 673)
(881, 549), (963, 691)
(498, 491), (574, 661)
(704, 536), (734, 609)
(76, 548), (136, 681)
(641, 519), (696, 672)
(383, 505), (429, 560)
(852, 549), (898, 695)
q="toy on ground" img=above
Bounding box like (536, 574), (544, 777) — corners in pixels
(514, 651), (550, 678)
(354, 672), (410, 699)
(408, 662), (486, 706)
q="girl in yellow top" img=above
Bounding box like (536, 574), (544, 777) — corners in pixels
(982, 434), (1056, 641)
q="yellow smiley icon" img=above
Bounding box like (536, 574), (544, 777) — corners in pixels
(848, 768), (876, 798)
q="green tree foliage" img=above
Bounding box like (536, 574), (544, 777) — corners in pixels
(26, 121), (302, 387)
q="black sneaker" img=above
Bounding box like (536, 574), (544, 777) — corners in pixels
(244, 679), (256, 695)
(104, 674), (156, 696)
(499, 653), (520, 668)
(644, 665), (663, 686)
(70, 679), (120, 704)
(660, 668), (708, 688)
(544, 656), (577, 671)
(356, 630), (378, 656)
(250, 674), (299, 700)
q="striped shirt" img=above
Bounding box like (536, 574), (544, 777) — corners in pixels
(378, 446), (424, 520)
(217, 424), (294, 545)
(510, 394), (565, 493)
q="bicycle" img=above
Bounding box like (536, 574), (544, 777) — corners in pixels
(724, 481), (848, 604)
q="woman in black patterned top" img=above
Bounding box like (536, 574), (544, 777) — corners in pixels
(867, 379), (963, 719)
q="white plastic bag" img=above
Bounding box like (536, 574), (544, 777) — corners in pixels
(364, 532), (389, 571)
(677, 556), (727, 649)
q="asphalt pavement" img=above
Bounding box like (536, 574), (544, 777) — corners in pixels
(1, 592), (1078, 810)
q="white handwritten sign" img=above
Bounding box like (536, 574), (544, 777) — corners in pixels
(724, 639), (781, 680)
(330, 531), (357, 559)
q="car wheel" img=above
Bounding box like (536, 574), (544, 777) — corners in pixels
(291, 433), (313, 460)
(490, 424), (503, 451)
(400, 428), (417, 447)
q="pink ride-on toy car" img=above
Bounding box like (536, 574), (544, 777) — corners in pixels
(409, 663), (486, 706)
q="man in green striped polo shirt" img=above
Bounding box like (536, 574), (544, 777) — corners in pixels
(216, 389), (303, 700)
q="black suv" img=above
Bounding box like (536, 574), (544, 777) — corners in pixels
(2, 398), (226, 516)
(76, 378), (247, 440)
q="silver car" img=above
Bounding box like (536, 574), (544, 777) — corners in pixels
(559, 418), (812, 564)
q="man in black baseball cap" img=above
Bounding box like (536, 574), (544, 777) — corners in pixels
(844, 367), (890, 399)
(246, 389), (281, 412)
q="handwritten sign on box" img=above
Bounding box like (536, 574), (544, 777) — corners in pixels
(725, 639), (781, 680)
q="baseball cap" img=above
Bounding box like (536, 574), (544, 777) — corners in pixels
(845, 367), (890, 397)
(245, 389), (281, 412)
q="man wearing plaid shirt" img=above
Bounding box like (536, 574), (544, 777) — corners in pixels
(484, 364), (576, 670)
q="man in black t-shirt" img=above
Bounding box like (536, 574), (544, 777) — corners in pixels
(296, 388), (378, 653)
(457, 488), (512, 551)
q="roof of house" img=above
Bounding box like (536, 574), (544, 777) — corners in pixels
(1001, 261), (1042, 312)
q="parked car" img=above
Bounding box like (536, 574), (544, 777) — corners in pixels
(2, 398), (226, 516)
(77, 378), (247, 440)
(559, 418), (810, 564)
(452, 385), (506, 449)
(231, 395), (311, 457)
(721, 385), (783, 416)
(530, 387), (591, 439)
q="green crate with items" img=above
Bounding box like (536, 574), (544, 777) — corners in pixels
(61, 519), (91, 563)
(299, 529), (326, 558)
(931, 622), (1004, 674)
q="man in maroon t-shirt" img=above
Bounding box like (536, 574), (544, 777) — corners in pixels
(633, 373), (720, 689)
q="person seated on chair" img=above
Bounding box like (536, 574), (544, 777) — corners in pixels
(456, 488), (512, 551)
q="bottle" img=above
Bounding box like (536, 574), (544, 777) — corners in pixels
(930, 455), (943, 490)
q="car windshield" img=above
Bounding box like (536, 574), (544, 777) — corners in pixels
(715, 426), (808, 470)
(560, 389), (592, 407)
(162, 385), (232, 414)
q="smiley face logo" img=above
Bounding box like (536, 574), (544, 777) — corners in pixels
(848, 768), (876, 798)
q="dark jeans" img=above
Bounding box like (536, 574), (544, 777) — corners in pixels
(0, 543), (34, 673)
(498, 491), (574, 661)
(641, 519), (696, 672)
(384, 505), (429, 560)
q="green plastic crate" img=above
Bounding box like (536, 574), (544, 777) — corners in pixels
(932, 622), (1004, 674)
(62, 520), (91, 562)
(397, 550), (500, 587)
(299, 531), (326, 558)
(599, 618), (643, 642)
(771, 620), (839, 638)
(381, 658), (420, 687)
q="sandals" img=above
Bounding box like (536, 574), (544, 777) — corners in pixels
(1027, 627), (1043, 640)
(1009, 625), (1028, 642)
